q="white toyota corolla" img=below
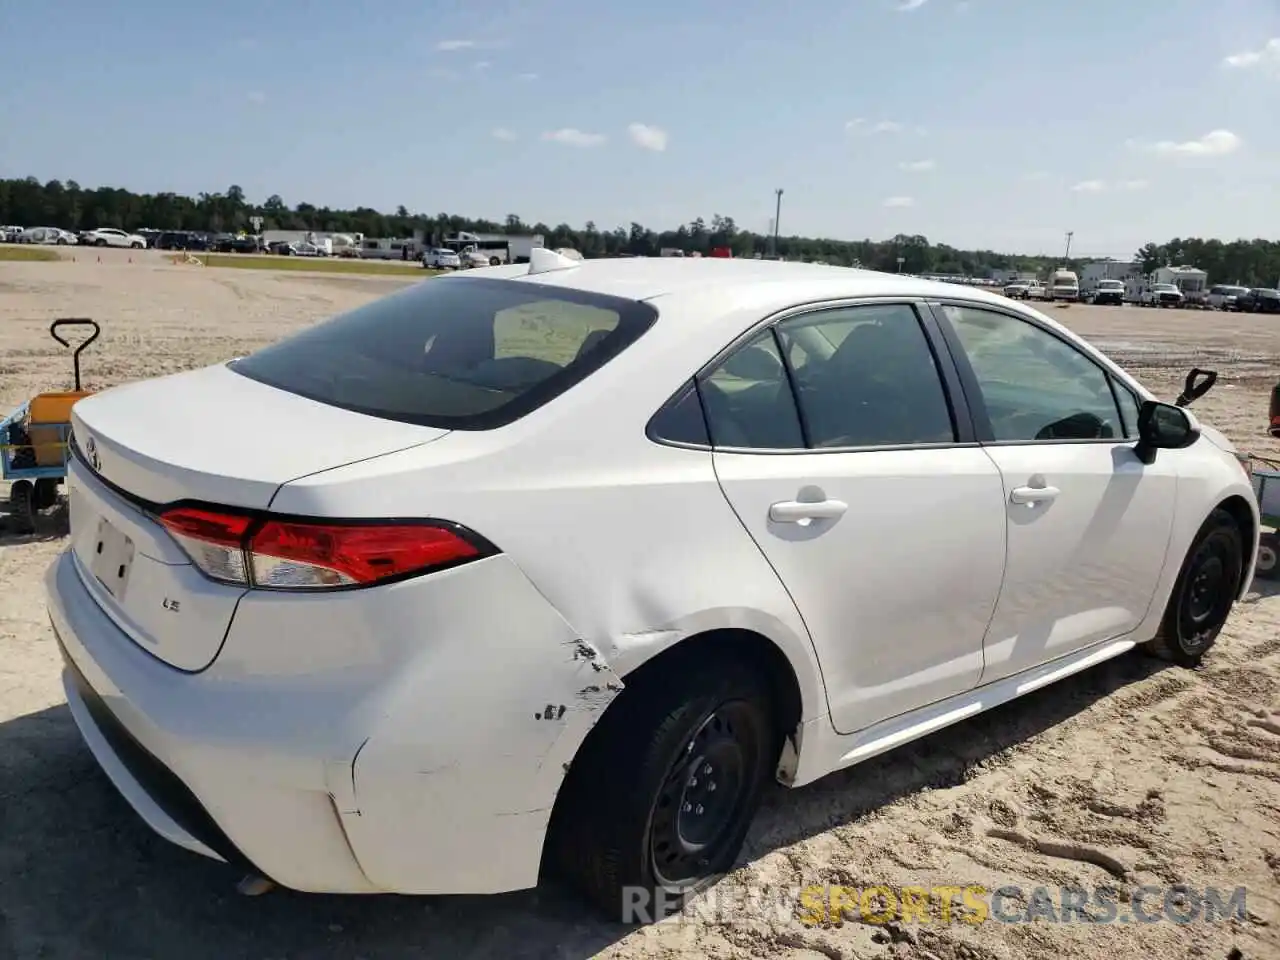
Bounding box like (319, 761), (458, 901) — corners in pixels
(47, 251), (1258, 920)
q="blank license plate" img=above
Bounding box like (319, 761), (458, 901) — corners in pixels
(91, 516), (135, 600)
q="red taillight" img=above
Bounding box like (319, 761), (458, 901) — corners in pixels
(158, 506), (488, 590)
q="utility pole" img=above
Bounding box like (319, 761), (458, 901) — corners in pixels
(772, 189), (783, 258)
(1064, 231), (1074, 262)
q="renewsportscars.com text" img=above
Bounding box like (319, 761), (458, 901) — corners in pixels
(620, 883), (1249, 926)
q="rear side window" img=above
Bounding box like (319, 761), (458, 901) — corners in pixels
(231, 277), (657, 429)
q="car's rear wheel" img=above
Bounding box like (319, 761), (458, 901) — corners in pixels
(1142, 507), (1243, 667)
(549, 653), (779, 922)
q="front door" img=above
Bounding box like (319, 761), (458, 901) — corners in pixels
(704, 302), (1008, 735)
(936, 302), (1178, 684)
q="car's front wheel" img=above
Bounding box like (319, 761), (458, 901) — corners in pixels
(1143, 507), (1244, 667)
(549, 651), (779, 922)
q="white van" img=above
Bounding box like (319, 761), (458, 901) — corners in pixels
(1047, 268), (1079, 302)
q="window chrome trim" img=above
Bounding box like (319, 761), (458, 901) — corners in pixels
(646, 295), (978, 455)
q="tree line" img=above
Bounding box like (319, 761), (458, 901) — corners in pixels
(2, 176), (1278, 285)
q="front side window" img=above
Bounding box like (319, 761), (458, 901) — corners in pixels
(1112, 381), (1142, 439)
(942, 304), (1123, 442)
(231, 277), (657, 429)
(775, 304), (955, 448)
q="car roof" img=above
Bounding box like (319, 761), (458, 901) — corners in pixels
(460, 256), (1014, 312)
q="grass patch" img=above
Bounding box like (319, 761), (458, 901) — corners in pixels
(0, 245), (62, 262)
(200, 254), (438, 277)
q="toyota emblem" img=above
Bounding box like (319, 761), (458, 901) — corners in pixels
(84, 435), (101, 472)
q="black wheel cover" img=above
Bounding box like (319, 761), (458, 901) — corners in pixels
(1174, 528), (1241, 654)
(647, 699), (767, 888)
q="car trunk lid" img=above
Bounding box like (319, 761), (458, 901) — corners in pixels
(66, 363), (449, 670)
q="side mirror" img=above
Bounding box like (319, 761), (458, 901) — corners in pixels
(1134, 400), (1200, 464)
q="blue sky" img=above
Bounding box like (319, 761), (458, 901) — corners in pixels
(2, 0), (1277, 257)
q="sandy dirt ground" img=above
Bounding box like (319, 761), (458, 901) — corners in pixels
(1, 250), (1278, 960)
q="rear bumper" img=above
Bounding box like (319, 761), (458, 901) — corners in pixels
(46, 546), (622, 895)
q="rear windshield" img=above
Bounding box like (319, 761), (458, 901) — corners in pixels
(230, 276), (658, 429)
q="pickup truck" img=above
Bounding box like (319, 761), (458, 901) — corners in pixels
(1141, 283), (1184, 308)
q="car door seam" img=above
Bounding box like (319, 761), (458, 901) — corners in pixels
(707, 450), (836, 723)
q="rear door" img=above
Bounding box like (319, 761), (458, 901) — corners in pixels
(707, 301), (1008, 735)
(932, 301), (1177, 684)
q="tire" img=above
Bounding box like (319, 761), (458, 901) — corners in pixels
(1142, 508), (1243, 667)
(1255, 533), (1279, 580)
(548, 652), (780, 922)
(131, 241), (142, 249)
(8, 480), (36, 535)
(33, 478), (59, 510)
(95, 238), (107, 247)
(489, 256), (501, 267)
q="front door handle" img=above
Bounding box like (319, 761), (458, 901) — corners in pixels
(769, 499), (849, 522)
(1010, 484), (1060, 505)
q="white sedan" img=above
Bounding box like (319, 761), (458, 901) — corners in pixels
(81, 227), (148, 249)
(46, 253), (1258, 921)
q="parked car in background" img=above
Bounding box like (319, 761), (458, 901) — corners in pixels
(153, 231), (210, 252)
(210, 233), (264, 254)
(422, 248), (462, 270)
(1206, 285), (1250, 311)
(47, 255), (1258, 922)
(2, 225), (25, 242)
(20, 226), (78, 245)
(1047, 268), (1080, 302)
(1141, 283), (1184, 308)
(288, 241), (328, 257)
(1238, 288), (1280, 314)
(80, 227), (148, 249)
(458, 247), (493, 268)
(1003, 281), (1032, 299)
(1090, 279), (1125, 306)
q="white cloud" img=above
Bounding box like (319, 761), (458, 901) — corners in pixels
(627, 123), (668, 152)
(1151, 129), (1242, 157)
(1068, 179), (1149, 193)
(491, 127), (517, 141)
(517, 72), (538, 81)
(898, 159), (936, 172)
(883, 196), (915, 207)
(428, 67), (460, 81)
(955, 1), (970, 10)
(896, 0), (929, 10)
(474, 60), (491, 70)
(246, 91), (265, 104)
(436, 39), (477, 51)
(846, 118), (905, 135)
(1223, 37), (1280, 69)
(542, 128), (607, 147)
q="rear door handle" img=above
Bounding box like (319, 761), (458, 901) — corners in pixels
(769, 499), (848, 522)
(1009, 485), (1060, 505)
